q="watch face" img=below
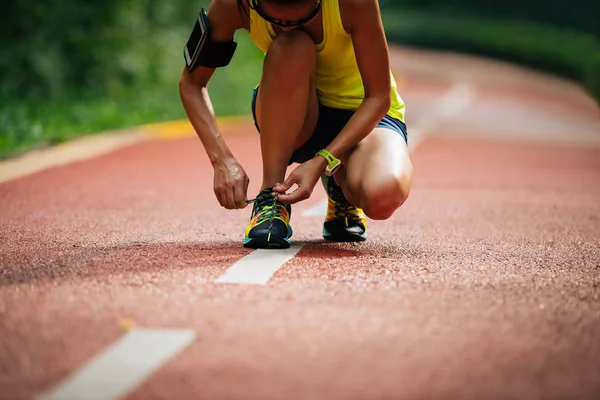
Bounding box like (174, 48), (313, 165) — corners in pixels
(326, 161), (341, 176)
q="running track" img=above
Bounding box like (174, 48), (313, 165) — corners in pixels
(1, 47), (600, 400)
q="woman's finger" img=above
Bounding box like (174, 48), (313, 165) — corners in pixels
(274, 172), (298, 194)
(214, 187), (226, 208)
(224, 186), (237, 209)
(233, 180), (248, 209)
(277, 184), (310, 204)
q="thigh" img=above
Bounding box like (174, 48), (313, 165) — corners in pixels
(343, 125), (413, 195)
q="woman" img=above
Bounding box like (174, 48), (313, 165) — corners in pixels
(179, 0), (413, 249)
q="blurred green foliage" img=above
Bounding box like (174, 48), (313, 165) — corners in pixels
(1, 0), (598, 159)
(380, 1), (600, 101)
(0, 0), (264, 159)
(1, 0), (210, 99)
(380, 0), (600, 38)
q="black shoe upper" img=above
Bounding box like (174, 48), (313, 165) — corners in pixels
(247, 187), (291, 239)
(324, 177), (366, 239)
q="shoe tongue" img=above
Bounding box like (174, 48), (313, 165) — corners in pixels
(328, 180), (347, 204)
(255, 188), (276, 206)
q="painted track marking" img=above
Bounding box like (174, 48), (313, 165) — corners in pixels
(0, 117), (257, 185)
(35, 329), (196, 400)
(302, 197), (329, 217)
(215, 244), (303, 285)
(0, 131), (147, 184)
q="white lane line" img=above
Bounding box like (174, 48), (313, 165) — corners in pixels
(301, 82), (475, 218)
(35, 329), (196, 400)
(302, 197), (329, 217)
(415, 82), (476, 132)
(215, 244), (303, 285)
(437, 82), (476, 118)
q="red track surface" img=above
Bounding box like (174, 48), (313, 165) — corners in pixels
(1, 47), (600, 399)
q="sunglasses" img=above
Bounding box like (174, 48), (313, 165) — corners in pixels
(252, 0), (322, 28)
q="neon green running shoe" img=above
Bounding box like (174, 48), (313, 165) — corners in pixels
(321, 175), (367, 242)
(243, 187), (292, 249)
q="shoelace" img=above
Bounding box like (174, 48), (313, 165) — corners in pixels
(329, 183), (360, 223)
(332, 201), (362, 227)
(246, 190), (282, 234)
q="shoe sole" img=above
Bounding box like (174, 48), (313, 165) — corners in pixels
(243, 236), (291, 249)
(323, 229), (367, 242)
(243, 227), (293, 249)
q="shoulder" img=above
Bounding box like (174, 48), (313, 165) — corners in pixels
(338, 0), (382, 34)
(205, 0), (249, 38)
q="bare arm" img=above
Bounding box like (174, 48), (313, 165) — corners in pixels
(179, 0), (250, 209)
(322, 0), (392, 162)
(178, 0), (245, 165)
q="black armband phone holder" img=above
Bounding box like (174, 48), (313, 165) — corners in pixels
(184, 8), (237, 71)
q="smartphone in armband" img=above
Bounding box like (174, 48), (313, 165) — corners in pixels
(184, 8), (210, 72)
(183, 7), (237, 71)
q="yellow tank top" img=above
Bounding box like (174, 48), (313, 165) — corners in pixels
(248, 0), (405, 122)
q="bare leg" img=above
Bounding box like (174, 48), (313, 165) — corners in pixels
(255, 30), (319, 190)
(336, 128), (413, 220)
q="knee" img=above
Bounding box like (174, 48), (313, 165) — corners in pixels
(265, 31), (316, 76)
(361, 176), (410, 220)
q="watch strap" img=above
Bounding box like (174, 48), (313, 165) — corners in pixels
(316, 149), (341, 176)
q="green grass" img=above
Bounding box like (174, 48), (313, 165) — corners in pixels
(0, 86), (179, 158)
(382, 9), (600, 101)
(0, 29), (264, 160)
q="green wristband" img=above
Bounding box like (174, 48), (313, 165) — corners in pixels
(316, 149), (341, 176)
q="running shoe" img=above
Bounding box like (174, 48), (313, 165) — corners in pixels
(243, 187), (292, 249)
(321, 175), (367, 242)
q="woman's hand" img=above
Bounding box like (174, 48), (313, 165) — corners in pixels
(213, 157), (250, 209)
(273, 156), (327, 204)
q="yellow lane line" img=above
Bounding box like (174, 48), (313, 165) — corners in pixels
(0, 116), (250, 185)
(139, 115), (252, 139)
